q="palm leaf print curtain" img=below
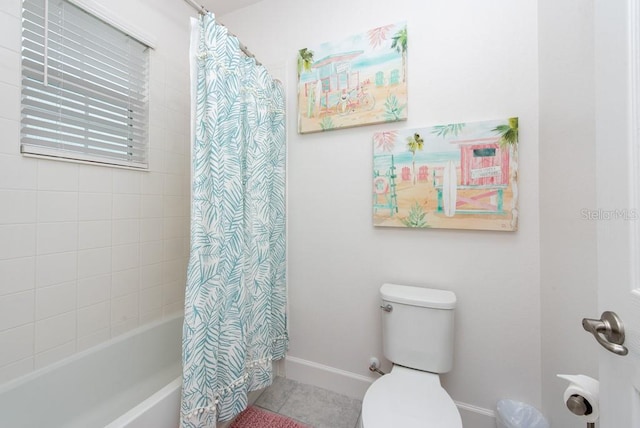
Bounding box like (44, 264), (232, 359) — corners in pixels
(181, 14), (287, 428)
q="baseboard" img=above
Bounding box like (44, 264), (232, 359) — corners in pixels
(284, 355), (496, 428)
(284, 355), (373, 399)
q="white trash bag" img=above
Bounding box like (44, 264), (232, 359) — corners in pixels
(496, 399), (550, 428)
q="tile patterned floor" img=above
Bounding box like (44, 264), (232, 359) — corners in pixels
(253, 377), (362, 428)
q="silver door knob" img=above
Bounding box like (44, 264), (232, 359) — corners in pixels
(582, 311), (629, 356)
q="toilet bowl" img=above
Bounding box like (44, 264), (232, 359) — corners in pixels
(360, 283), (462, 427)
(361, 365), (462, 428)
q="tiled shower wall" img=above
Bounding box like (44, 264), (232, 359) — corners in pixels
(0, 0), (192, 384)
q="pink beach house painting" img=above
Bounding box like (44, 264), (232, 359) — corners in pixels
(372, 118), (519, 231)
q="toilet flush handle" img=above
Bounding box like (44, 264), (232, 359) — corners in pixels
(380, 304), (393, 312)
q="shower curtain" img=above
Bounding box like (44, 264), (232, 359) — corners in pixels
(181, 14), (287, 428)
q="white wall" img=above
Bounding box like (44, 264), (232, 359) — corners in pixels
(222, 1), (540, 425)
(539, 1), (599, 427)
(0, 0), (192, 384)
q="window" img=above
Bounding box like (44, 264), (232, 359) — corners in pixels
(473, 148), (496, 157)
(21, 0), (150, 169)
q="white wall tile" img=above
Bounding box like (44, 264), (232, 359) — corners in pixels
(37, 222), (78, 255)
(0, 11), (20, 53)
(163, 280), (184, 306)
(111, 243), (139, 272)
(142, 172), (164, 195)
(77, 274), (110, 308)
(0, 256), (35, 296)
(37, 161), (79, 191)
(110, 317), (138, 337)
(164, 195), (184, 217)
(140, 285), (162, 315)
(111, 267), (139, 298)
(77, 301), (109, 338)
(0, 46), (19, 87)
(165, 86), (189, 115)
(111, 292), (139, 325)
(141, 194), (163, 218)
(37, 191), (78, 222)
(112, 219), (139, 246)
(163, 259), (186, 284)
(0, 117), (20, 155)
(34, 340), (75, 369)
(0, 154), (37, 190)
(165, 111), (189, 138)
(140, 308), (162, 325)
(0, 357), (33, 384)
(148, 147), (166, 173)
(163, 173), (184, 196)
(140, 217), (164, 242)
(0, 190), (37, 224)
(0, 82), (19, 121)
(112, 169), (141, 194)
(163, 301), (183, 317)
(165, 131), (186, 158)
(78, 220), (112, 250)
(0, 224), (36, 260)
(35, 281), (76, 320)
(76, 328), (109, 352)
(141, 262), (163, 289)
(35, 251), (77, 288)
(141, 240), (163, 266)
(148, 118), (167, 151)
(77, 247), (111, 279)
(165, 152), (185, 175)
(0, 2), (21, 19)
(164, 216), (187, 239)
(0, 324), (34, 367)
(163, 238), (184, 261)
(78, 193), (112, 221)
(35, 312), (76, 353)
(149, 111), (167, 135)
(0, 290), (34, 331)
(78, 165), (113, 193)
(112, 193), (141, 219)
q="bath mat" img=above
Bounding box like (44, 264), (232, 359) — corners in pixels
(230, 406), (310, 428)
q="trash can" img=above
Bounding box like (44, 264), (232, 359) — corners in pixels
(496, 399), (549, 428)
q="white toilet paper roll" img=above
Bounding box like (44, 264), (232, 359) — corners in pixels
(557, 374), (600, 423)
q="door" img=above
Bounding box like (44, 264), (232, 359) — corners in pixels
(595, 0), (640, 426)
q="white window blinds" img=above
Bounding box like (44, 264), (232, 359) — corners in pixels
(21, 0), (150, 169)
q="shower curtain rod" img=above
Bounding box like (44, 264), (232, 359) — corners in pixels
(182, 0), (261, 65)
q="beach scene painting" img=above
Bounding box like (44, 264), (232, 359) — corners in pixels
(373, 118), (519, 231)
(297, 21), (408, 134)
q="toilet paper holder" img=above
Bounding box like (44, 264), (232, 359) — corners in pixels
(566, 394), (595, 428)
(558, 374), (600, 428)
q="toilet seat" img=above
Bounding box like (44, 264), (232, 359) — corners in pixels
(361, 365), (462, 428)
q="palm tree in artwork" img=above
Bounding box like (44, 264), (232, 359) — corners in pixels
(391, 26), (408, 82)
(297, 48), (314, 77)
(493, 117), (519, 148)
(407, 132), (424, 185)
(373, 130), (398, 152)
(492, 117), (519, 228)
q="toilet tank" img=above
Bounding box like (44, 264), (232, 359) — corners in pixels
(380, 283), (456, 373)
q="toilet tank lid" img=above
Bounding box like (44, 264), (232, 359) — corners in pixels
(380, 283), (456, 309)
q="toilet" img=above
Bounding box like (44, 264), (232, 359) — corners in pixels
(361, 283), (462, 428)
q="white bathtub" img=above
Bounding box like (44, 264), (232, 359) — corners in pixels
(0, 315), (183, 428)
